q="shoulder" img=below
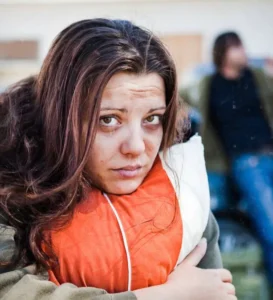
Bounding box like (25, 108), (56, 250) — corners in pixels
(198, 74), (215, 107)
(200, 74), (214, 90)
(249, 67), (273, 91)
(249, 67), (267, 81)
(249, 66), (264, 75)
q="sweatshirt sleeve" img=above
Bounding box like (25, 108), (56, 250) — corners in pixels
(0, 265), (136, 300)
(197, 211), (223, 269)
(0, 217), (136, 300)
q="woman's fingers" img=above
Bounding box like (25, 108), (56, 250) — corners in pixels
(224, 282), (236, 295)
(218, 269), (233, 283)
(207, 268), (233, 283)
(182, 238), (207, 267)
(227, 296), (237, 300)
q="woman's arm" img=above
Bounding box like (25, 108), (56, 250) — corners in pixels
(0, 215), (136, 300)
(134, 232), (235, 300)
(0, 265), (135, 300)
(0, 212), (232, 300)
(198, 211), (223, 269)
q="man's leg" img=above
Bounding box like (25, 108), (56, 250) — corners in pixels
(232, 154), (273, 285)
(207, 172), (229, 212)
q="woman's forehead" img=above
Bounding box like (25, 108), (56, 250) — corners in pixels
(104, 72), (164, 92)
(101, 72), (165, 105)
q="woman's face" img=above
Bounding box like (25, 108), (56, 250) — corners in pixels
(86, 72), (166, 195)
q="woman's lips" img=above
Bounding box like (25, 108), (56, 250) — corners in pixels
(113, 165), (142, 178)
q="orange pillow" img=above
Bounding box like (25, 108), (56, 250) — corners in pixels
(48, 156), (183, 293)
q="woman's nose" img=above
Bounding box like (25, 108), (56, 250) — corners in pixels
(120, 125), (145, 157)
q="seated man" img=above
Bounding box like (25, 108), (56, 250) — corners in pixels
(181, 31), (273, 287)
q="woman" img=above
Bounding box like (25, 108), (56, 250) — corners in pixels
(0, 19), (236, 299)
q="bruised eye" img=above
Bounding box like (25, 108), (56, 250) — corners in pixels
(144, 115), (162, 125)
(99, 116), (119, 126)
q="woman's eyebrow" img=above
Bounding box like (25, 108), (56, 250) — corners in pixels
(100, 108), (127, 113)
(148, 106), (166, 113)
(100, 106), (166, 113)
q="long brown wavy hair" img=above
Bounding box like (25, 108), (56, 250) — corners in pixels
(0, 19), (183, 270)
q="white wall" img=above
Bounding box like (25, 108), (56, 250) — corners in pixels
(0, 0), (273, 62)
(0, 0), (272, 87)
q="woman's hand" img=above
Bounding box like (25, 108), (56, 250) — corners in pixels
(166, 238), (236, 299)
(134, 239), (237, 300)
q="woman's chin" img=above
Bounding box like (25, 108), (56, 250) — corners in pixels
(104, 179), (142, 195)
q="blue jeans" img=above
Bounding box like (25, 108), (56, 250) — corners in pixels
(207, 172), (229, 211)
(232, 154), (273, 285)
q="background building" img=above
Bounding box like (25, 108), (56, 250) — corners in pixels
(0, 0), (273, 88)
